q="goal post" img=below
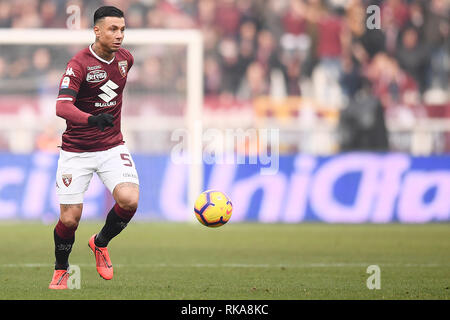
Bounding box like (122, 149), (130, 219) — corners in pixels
(0, 28), (204, 212)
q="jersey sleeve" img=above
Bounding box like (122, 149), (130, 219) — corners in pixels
(56, 60), (84, 103)
(129, 52), (134, 70)
(122, 48), (134, 71)
(55, 99), (90, 124)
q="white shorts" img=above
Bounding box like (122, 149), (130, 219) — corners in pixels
(56, 144), (139, 204)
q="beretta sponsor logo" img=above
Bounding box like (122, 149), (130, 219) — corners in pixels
(86, 70), (107, 83)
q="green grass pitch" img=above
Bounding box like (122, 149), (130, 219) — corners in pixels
(0, 222), (449, 300)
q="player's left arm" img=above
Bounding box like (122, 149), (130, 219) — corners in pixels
(56, 100), (90, 124)
(122, 48), (134, 71)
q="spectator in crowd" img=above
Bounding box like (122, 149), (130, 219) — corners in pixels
(0, 1), (13, 27)
(380, 0), (410, 31)
(218, 37), (243, 95)
(338, 75), (389, 151)
(40, 0), (66, 28)
(237, 61), (269, 100)
(30, 47), (56, 96)
(366, 52), (420, 112)
(125, 5), (145, 28)
(311, 2), (346, 108)
(282, 0), (307, 36)
(340, 54), (363, 100)
(349, 6), (385, 62)
(283, 56), (302, 96)
(196, 0), (216, 27)
(255, 29), (281, 74)
(396, 26), (429, 93)
(261, 0), (286, 41)
(381, 0), (401, 55)
(10, 0), (41, 28)
(215, 0), (241, 37)
(204, 56), (222, 95)
(237, 20), (257, 65)
(423, 0), (449, 90)
(408, 1), (425, 38)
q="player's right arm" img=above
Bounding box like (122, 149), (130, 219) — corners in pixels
(56, 60), (89, 124)
(56, 61), (113, 131)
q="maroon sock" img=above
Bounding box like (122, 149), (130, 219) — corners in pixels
(112, 203), (136, 222)
(53, 219), (77, 270)
(94, 203), (136, 247)
(55, 219), (77, 239)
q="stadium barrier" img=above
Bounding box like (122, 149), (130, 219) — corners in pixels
(0, 152), (449, 223)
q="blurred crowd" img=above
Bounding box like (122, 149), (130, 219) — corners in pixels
(0, 0), (449, 152)
(1, 0), (448, 100)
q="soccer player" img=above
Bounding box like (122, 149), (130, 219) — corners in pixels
(49, 6), (139, 289)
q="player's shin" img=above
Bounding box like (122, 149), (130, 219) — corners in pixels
(53, 219), (77, 270)
(94, 203), (136, 247)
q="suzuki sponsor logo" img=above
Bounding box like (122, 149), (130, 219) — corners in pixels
(98, 80), (118, 102)
(95, 101), (116, 108)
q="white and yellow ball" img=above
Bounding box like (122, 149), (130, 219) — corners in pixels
(194, 190), (233, 227)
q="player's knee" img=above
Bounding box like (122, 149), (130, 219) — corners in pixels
(59, 215), (80, 230)
(116, 195), (139, 212)
(59, 204), (82, 229)
(114, 184), (139, 212)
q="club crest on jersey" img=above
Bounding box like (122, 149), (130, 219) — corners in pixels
(62, 174), (72, 187)
(86, 70), (107, 83)
(118, 61), (128, 77)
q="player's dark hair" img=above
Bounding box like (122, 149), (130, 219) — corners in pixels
(93, 6), (124, 25)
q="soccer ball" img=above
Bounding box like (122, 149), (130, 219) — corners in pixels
(194, 190), (233, 227)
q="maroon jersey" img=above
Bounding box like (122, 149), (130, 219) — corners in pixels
(56, 44), (133, 152)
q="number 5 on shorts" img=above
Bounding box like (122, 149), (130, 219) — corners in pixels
(120, 153), (133, 167)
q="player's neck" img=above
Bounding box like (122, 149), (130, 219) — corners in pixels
(92, 42), (115, 62)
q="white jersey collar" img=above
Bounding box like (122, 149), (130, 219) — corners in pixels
(89, 44), (115, 64)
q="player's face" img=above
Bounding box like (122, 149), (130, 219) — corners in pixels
(94, 16), (126, 52)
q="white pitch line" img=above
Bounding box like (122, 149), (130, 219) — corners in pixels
(0, 263), (448, 268)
